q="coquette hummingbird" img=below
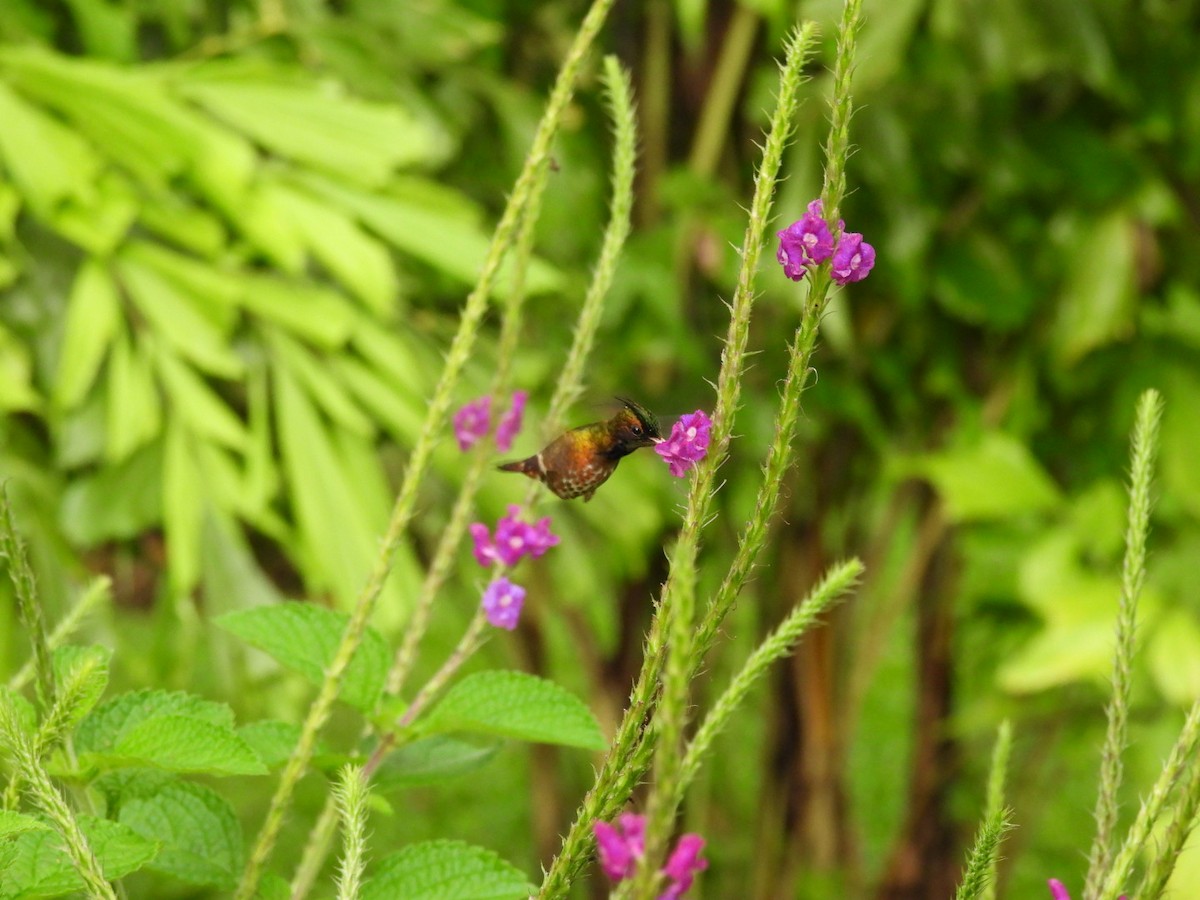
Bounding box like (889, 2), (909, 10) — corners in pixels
(497, 398), (662, 500)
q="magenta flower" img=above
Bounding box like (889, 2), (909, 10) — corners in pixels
(481, 576), (525, 630)
(661, 834), (707, 899)
(655, 410), (712, 477)
(1047, 880), (1122, 900)
(594, 813), (646, 881)
(470, 506), (560, 568)
(830, 232), (876, 285)
(495, 390), (528, 452)
(453, 397), (491, 451)
(776, 199), (835, 281)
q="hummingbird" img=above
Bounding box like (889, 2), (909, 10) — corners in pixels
(497, 398), (662, 500)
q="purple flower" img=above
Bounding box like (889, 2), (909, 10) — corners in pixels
(1047, 880), (1123, 900)
(654, 410), (712, 477)
(495, 390), (528, 452)
(470, 506), (560, 568)
(594, 813), (646, 881)
(481, 576), (525, 630)
(453, 397), (491, 451)
(830, 232), (875, 285)
(661, 834), (707, 900)
(776, 199), (834, 280)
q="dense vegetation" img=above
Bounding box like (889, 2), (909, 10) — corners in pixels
(2, 0), (1199, 897)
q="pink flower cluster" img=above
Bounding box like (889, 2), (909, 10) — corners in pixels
(453, 390), (528, 452)
(471, 506), (559, 631)
(654, 410), (712, 478)
(776, 199), (875, 285)
(1048, 879), (1124, 900)
(593, 813), (707, 899)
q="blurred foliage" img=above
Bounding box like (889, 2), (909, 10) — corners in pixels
(2, 0), (1200, 897)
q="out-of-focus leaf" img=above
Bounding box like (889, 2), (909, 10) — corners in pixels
(117, 253), (243, 378)
(0, 322), (40, 413)
(1016, 532), (1120, 627)
(1051, 211), (1137, 365)
(240, 277), (356, 349)
(996, 619), (1116, 693)
(137, 192), (226, 258)
(54, 260), (121, 410)
(1160, 368), (1200, 521)
(360, 840), (534, 900)
(268, 331), (372, 436)
(153, 349), (248, 452)
(269, 180), (397, 314)
(60, 440), (162, 544)
(63, 0), (136, 62)
(216, 604), (389, 712)
(932, 233), (1037, 330)
(241, 366), (279, 520)
(904, 431), (1062, 522)
(1149, 610), (1200, 704)
(104, 330), (162, 462)
(51, 168), (138, 255)
(162, 419), (204, 594)
(121, 240), (241, 329)
(329, 356), (423, 444)
(177, 69), (439, 185)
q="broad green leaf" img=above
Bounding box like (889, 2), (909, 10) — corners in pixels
(329, 356), (423, 444)
(48, 645), (111, 732)
(360, 840), (534, 900)
(76, 689), (235, 755)
(54, 260), (121, 410)
(0, 323), (39, 413)
(1016, 532), (1122, 627)
(268, 332), (372, 435)
(109, 714), (266, 776)
(103, 331), (161, 463)
(907, 431), (1061, 522)
(60, 440), (163, 544)
(61, 0), (135, 62)
(137, 193), (226, 258)
(118, 781), (243, 888)
(178, 73), (438, 185)
(121, 240), (241, 329)
(236, 720), (304, 771)
(996, 620), (1116, 693)
(374, 736), (499, 791)
(242, 366), (280, 519)
(240, 277), (355, 349)
(153, 349), (249, 451)
(1051, 211), (1137, 365)
(0, 816), (158, 898)
(419, 672), (606, 751)
(0, 81), (101, 213)
(1149, 611), (1200, 705)
(0, 811), (46, 840)
(1161, 369), (1200, 521)
(268, 180), (397, 314)
(162, 419), (204, 594)
(932, 233), (1036, 330)
(233, 180), (306, 271)
(50, 168), (138, 254)
(215, 604), (389, 712)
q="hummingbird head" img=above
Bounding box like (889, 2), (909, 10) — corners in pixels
(606, 398), (662, 457)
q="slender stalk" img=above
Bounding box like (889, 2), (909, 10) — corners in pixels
(9, 576), (111, 692)
(332, 766), (369, 900)
(955, 806), (1015, 900)
(982, 720), (1013, 900)
(538, 24), (819, 898)
(233, 2), (617, 894)
(289, 797), (340, 900)
(1135, 749), (1200, 898)
(1084, 389), (1164, 899)
(0, 489), (57, 709)
(1097, 700), (1200, 900)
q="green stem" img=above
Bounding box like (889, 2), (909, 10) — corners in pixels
(687, 4), (760, 178)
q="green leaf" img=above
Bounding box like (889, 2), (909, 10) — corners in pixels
(153, 348), (249, 451)
(53, 260), (122, 410)
(236, 720), (304, 771)
(103, 331), (162, 463)
(50, 168), (137, 254)
(374, 736), (499, 791)
(1160, 368), (1200, 521)
(120, 240), (241, 330)
(177, 72), (438, 185)
(49, 644), (111, 731)
(996, 620), (1116, 693)
(240, 277), (355, 349)
(0, 811), (46, 840)
(1051, 211), (1137, 365)
(118, 781), (243, 888)
(268, 331), (373, 436)
(162, 419), (204, 594)
(418, 672), (606, 751)
(907, 431), (1062, 523)
(215, 604), (389, 712)
(108, 714), (266, 776)
(360, 840), (534, 900)
(60, 440), (163, 544)
(0, 323), (40, 413)
(76, 689), (235, 755)
(1149, 610), (1200, 705)
(0, 816), (158, 898)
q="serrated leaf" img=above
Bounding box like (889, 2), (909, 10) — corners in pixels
(54, 260), (121, 410)
(76, 689), (235, 755)
(110, 714), (266, 776)
(374, 736), (499, 791)
(0, 811), (47, 840)
(360, 840), (534, 900)
(236, 720), (303, 771)
(118, 781), (243, 888)
(0, 816), (157, 898)
(49, 645), (111, 732)
(418, 672), (606, 751)
(215, 605), (389, 712)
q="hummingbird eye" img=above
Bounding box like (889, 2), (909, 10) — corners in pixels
(631, 425), (643, 436)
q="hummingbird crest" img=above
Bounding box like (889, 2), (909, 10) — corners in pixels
(497, 398), (662, 500)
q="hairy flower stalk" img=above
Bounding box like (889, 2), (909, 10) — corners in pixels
(0, 491), (57, 710)
(332, 766), (369, 900)
(982, 721), (1013, 900)
(235, 0), (619, 895)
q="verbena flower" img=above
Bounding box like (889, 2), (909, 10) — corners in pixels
(453, 397), (491, 451)
(481, 576), (525, 630)
(830, 231), (875, 284)
(593, 813), (707, 898)
(776, 199), (834, 280)
(1047, 879), (1125, 900)
(655, 410), (712, 477)
(470, 506), (560, 568)
(495, 390), (528, 452)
